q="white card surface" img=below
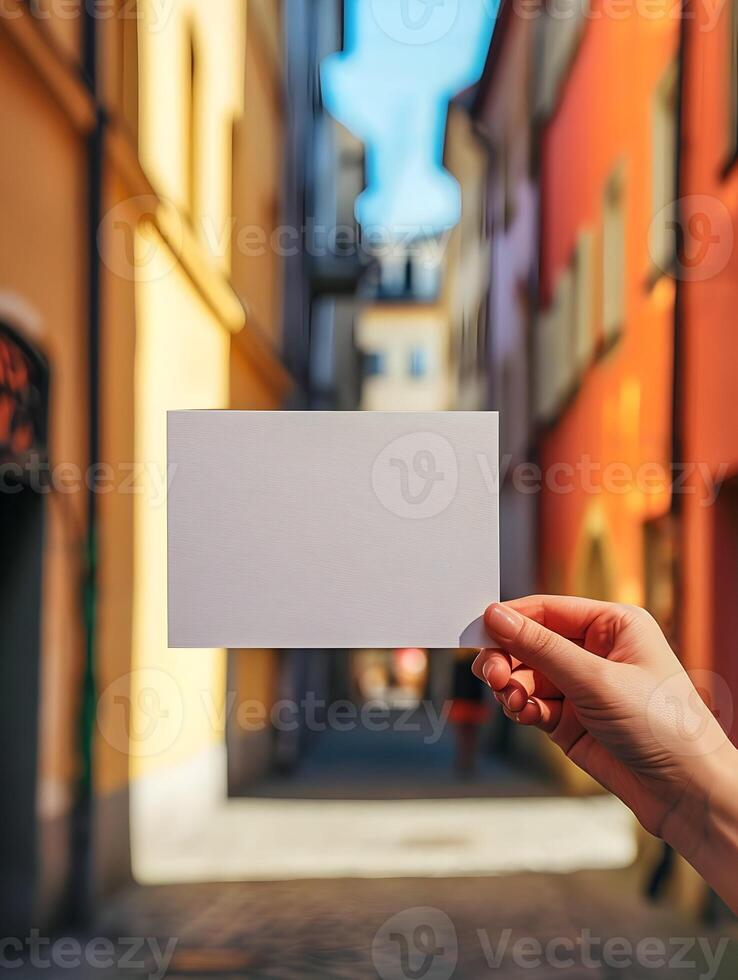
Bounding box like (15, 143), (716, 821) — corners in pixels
(167, 411), (499, 649)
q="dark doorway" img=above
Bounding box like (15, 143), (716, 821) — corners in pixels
(713, 476), (738, 747)
(0, 323), (49, 934)
(0, 486), (45, 933)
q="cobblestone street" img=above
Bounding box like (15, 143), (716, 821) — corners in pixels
(10, 871), (737, 979)
(13, 716), (738, 978)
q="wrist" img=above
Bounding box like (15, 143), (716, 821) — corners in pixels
(664, 738), (738, 913)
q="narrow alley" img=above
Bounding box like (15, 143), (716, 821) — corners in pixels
(3, 0), (738, 973)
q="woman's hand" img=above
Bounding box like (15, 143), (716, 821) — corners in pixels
(474, 596), (738, 912)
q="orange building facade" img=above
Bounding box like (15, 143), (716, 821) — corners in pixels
(532, 0), (738, 909)
(535, 3), (680, 619)
(679, 0), (738, 738)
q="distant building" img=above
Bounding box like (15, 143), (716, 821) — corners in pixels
(469, 4), (540, 602)
(355, 233), (452, 412)
(443, 88), (491, 414)
(356, 300), (451, 412)
(282, 0), (367, 411)
(305, 119), (367, 412)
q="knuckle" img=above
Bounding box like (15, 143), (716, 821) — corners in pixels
(622, 604), (657, 628)
(520, 621), (558, 661)
(621, 602), (646, 620)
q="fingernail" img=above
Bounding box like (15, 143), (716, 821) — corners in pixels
(506, 686), (527, 711)
(526, 699), (541, 723)
(481, 660), (496, 687)
(485, 604), (523, 643)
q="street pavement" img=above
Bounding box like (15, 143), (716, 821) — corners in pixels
(12, 872), (738, 979)
(130, 710), (636, 882)
(13, 713), (738, 978)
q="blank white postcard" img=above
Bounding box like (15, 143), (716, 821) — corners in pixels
(167, 411), (499, 649)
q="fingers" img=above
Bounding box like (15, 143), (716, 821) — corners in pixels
(498, 667), (561, 710)
(484, 602), (603, 695)
(504, 594), (612, 642)
(474, 649), (562, 709)
(502, 697), (563, 732)
(472, 649), (517, 689)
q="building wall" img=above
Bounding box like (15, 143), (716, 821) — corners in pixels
(0, 7), (92, 929)
(94, 171), (139, 899)
(356, 302), (451, 412)
(531, 6), (680, 792)
(536, 8), (679, 606)
(473, 6), (539, 603)
(115, 0), (290, 883)
(679, 0), (738, 709)
(232, 0), (284, 343)
(443, 98), (490, 414)
(27, 0), (84, 62)
(675, 0), (738, 913)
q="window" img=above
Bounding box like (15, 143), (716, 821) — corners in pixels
(534, 0), (589, 119)
(602, 165), (626, 343)
(535, 257), (577, 425)
(462, 308), (479, 377)
(408, 347), (430, 379)
(362, 351), (386, 378)
(534, 307), (556, 425)
(502, 142), (516, 230)
(729, 0), (738, 156)
(644, 517), (676, 644)
(553, 263), (576, 405)
(574, 230), (595, 373)
(476, 297), (489, 371)
(650, 63), (679, 276)
(0, 323), (49, 464)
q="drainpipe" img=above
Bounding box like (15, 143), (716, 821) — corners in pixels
(69, 1), (105, 926)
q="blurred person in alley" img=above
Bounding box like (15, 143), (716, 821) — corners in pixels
(474, 595), (738, 915)
(449, 649), (490, 776)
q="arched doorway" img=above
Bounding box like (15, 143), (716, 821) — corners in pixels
(0, 322), (49, 933)
(581, 535), (613, 601)
(575, 507), (616, 603)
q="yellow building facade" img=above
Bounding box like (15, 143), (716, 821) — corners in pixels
(100, 0), (291, 886)
(0, 0), (290, 929)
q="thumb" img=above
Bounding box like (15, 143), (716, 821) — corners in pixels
(484, 603), (601, 694)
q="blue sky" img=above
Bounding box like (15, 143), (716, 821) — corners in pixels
(321, 0), (497, 239)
